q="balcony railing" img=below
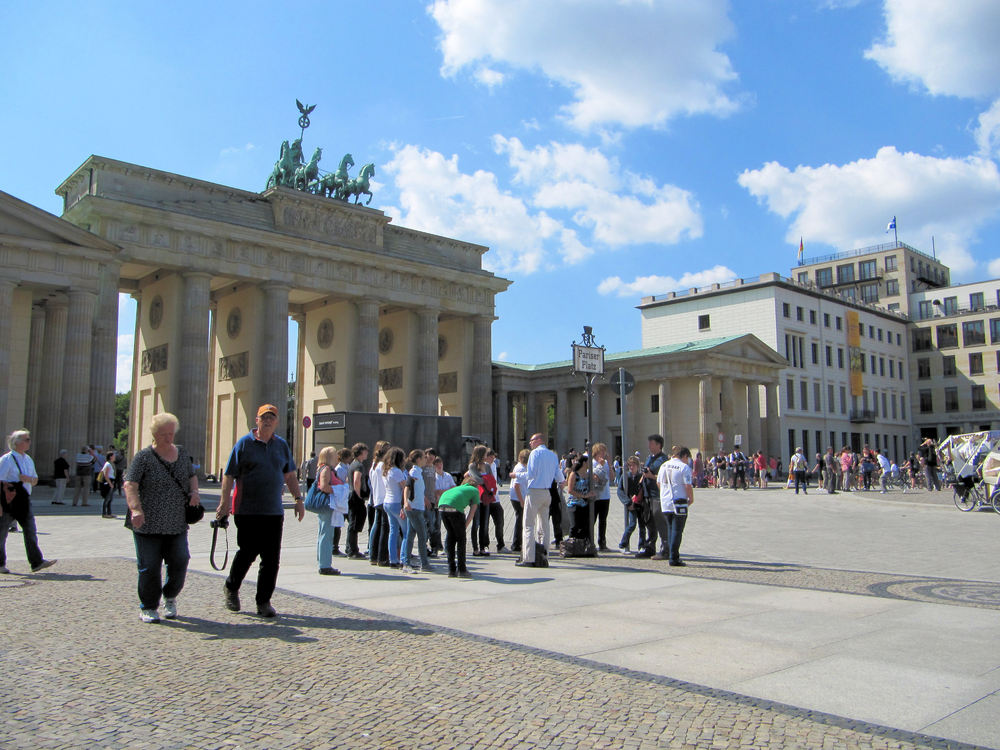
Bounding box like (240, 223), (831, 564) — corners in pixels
(798, 240), (933, 266)
(849, 409), (877, 423)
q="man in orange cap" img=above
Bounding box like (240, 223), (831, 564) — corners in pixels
(215, 403), (304, 618)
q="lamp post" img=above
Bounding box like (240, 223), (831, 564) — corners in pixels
(572, 325), (605, 549)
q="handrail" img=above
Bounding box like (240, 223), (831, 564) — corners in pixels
(798, 240), (937, 266)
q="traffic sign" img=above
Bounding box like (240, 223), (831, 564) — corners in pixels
(302, 416), (312, 429)
(610, 369), (635, 395)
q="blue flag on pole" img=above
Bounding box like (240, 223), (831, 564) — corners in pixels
(886, 216), (896, 232)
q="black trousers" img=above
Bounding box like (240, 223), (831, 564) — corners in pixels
(371, 506), (389, 564)
(592, 498), (609, 548)
(442, 510), (467, 572)
(548, 483), (563, 543)
(345, 495), (367, 555)
(664, 510), (687, 562)
(569, 504), (590, 539)
(225, 514), (284, 606)
(510, 499), (523, 551)
(481, 502), (504, 550)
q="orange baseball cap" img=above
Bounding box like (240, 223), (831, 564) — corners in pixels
(257, 404), (279, 418)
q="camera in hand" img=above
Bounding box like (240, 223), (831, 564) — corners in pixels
(210, 517), (229, 530)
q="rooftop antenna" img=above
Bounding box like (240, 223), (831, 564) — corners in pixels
(931, 235), (936, 259)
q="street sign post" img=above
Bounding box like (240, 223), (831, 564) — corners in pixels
(571, 326), (605, 549)
(573, 344), (605, 375)
(610, 369), (635, 395)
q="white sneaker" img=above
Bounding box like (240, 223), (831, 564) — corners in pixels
(163, 598), (178, 619)
(139, 609), (161, 623)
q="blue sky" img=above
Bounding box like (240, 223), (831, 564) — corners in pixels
(3, 1), (1000, 392)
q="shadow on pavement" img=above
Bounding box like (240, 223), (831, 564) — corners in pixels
(169, 612), (435, 643)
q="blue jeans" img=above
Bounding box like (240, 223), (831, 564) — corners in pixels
(316, 507), (335, 569)
(664, 510), (687, 562)
(133, 532), (189, 610)
(0, 508), (43, 569)
(384, 503), (407, 564)
(619, 504), (646, 549)
(402, 507), (429, 567)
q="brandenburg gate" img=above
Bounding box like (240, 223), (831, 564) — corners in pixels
(0, 147), (509, 477)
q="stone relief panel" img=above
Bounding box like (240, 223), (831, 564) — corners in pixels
(438, 335), (448, 360)
(378, 327), (394, 354)
(226, 308), (242, 339)
(317, 318), (334, 349)
(379, 366), (403, 391)
(148, 295), (164, 330)
(438, 371), (458, 394)
(141, 344), (168, 376)
(218, 351), (249, 381)
(315, 361), (336, 386)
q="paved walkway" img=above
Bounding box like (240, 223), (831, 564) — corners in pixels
(3, 484), (998, 748)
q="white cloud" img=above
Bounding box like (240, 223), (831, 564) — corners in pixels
(738, 146), (1000, 278)
(987, 257), (1000, 278)
(429, 0), (739, 130)
(220, 143), (256, 157)
(382, 144), (583, 274)
(598, 265), (737, 298)
(496, 351), (508, 361)
(474, 67), (505, 87)
(495, 136), (703, 247)
(865, 0), (1000, 99)
(975, 99), (1000, 159)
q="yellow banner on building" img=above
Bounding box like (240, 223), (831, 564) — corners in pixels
(847, 310), (863, 396)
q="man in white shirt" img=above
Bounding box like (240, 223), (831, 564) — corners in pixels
(876, 449), (892, 493)
(518, 433), (560, 567)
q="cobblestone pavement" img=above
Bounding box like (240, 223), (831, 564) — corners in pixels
(0, 558), (981, 750)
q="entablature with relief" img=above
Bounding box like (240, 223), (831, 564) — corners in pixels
(266, 187), (387, 250)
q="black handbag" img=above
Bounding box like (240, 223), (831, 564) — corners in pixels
(150, 448), (204, 525)
(2, 454), (31, 522)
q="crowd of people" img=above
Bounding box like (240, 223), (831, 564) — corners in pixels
(0, 404), (952, 623)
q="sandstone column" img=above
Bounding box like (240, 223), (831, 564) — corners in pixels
(258, 283), (289, 414)
(177, 272), (212, 471)
(34, 298), (69, 474)
(555, 388), (569, 455)
(720, 376), (735, 449)
(765, 382), (781, 460)
(128, 292), (142, 457)
(495, 389), (511, 464)
(747, 383), (762, 453)
(24, 304), (45, 436)
(292, 314), (306, 467)
(0, 278), (16, 432)
(415, 308), (439, 416)
(353, 298), (380, 412)
(61, 290), (98, 454)
(698, 375), (714, 459)
(525, 391), (538, 437)
(87, 263), (120, 447)
(657, 381), (671, 440)
(470, 315), (492, 439)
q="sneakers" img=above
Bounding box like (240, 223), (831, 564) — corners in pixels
(497, 546), (511, 554)
(448, 569), (458, 578)
(223, 585), (240, 612)
(163, 598), (178, 619)
(31, 560), (56, 573)
(319, 567), (341, 576)
(405, 565), (420, 575)
(0, 566), (9, 574)
(256, 602), (277, 618)
(618, 546), (630, 555)
(139, 609), (161, 623)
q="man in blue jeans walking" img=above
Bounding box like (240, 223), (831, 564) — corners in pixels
(215, 404), (304, 618)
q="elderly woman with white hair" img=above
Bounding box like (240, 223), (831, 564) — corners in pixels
(124, 412), (200, 623)
(0, 429), (57, 574)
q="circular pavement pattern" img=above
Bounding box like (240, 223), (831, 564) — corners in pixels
(869, 578), (1000, 609)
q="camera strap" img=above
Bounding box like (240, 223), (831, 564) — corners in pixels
(210, 521), (229, 571)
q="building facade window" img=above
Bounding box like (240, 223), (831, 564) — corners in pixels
(913, 328), (932, 351)
(937, 324), (958, 348)
(860, 283), (879, 303)
(963, 320), (985, 346)
(919, 390), (933, 413)
(809, 310), (817, 325)
(825, 346), (832, 367)
(651, 394), (659, 413)
(917, 358), (930, 379)
(885, 255), (897, 271)
(838, 348), (845, 368)
(816, 268), (833, 287)
(797, 271), (809, 284)
(969, 352), (983, 375)
(786, 379), (795, 409)
(796, 306), (804, 321)
(990, 318), (1000, 344)
(698, 314), (710, 330)
(859, 260), (877, 280)
(945, 387), (959, 412)
(972, 386), (987, 410)
(970, 292), (985, 311)
(943, 296), (958, 315)
(835, 316), (842, 330)
(800, 380), (808, 410)
(811, 342), (818, 364)
(917, 300), (933, 319)
(782, 302), (790, 318)
(943, 355), (956, 377)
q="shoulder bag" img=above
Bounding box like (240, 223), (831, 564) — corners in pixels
(150, 447), (204, 525)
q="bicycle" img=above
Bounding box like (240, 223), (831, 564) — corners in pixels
(951, 472), (989, 512)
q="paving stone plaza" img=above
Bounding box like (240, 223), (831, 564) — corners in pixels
(3, 484), (999, 749)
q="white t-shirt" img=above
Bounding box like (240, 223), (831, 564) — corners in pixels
(383, 466), (407, 505)
(101, 461), (116, 482)
(435, 471), (456, 492)
(0, 451), (37, 495)
(877, 454), (891, 473)
(657, 457), (692, 514)
(370, 462), (386, 506)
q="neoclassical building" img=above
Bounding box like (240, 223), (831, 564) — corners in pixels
(493, 335), (788, 463)
(1, 155), (509, 477)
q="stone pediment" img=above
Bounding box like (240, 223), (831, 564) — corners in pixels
(267, 186), (388, 250)
(709, 334), (788, 366)
(0, 190), (118, 254)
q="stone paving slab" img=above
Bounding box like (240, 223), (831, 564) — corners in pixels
(0, 558), (984, 750)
